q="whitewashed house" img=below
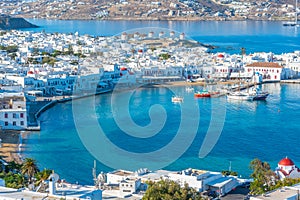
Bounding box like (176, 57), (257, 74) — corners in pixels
(244, 62), (283, 81)
(275, 157), (300, 180)
(0, 92), (28, 130)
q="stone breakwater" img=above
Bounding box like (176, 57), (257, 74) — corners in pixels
(26, 88), (113, 130)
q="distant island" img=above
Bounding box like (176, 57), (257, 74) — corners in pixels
(0, 0), (297, 21)
(0, 15), (38, 30)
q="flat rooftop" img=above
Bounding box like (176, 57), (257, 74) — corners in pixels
(180, 169), (208, 175)
(110, 170), (134, 176)
(138, 170), (171, 181)
(252, 188), (298, 200)
(0, 184), (101, 200)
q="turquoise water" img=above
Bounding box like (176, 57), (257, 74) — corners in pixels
(23, 20), (300, 54)
(20, 20), (300, 184)
(23, 83), (300, 184)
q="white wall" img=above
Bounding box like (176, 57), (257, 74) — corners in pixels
(0, 109), (27, 130)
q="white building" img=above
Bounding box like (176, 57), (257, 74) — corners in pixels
(250, 186), (300, 200)
(244, 62), (283, 81)
(106, 170), (134, 185)
(119, 178), (141, 197)
(105, 169), (143, 198)
(0, 92), (28, 130)
(167, 168), (238, 196)
(275, 157), (300, 180)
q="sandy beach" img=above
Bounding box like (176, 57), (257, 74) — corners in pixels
(0, 130), (24, 164)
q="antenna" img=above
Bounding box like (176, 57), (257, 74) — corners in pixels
(92, 160), (97, 186)
(296, 0), (298, 25)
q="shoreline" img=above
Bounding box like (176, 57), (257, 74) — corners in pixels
(23, 17), (292, 22)
(0, 130), (25, 164)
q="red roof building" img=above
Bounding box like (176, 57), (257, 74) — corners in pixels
(275, 157), (300, 180)
(279, 157), (295, 166)
(244, 62), (283, 81)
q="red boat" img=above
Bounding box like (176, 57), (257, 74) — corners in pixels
(194, 90), (211, 98)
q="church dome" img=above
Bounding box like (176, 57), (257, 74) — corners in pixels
(279, 157), (294, 166)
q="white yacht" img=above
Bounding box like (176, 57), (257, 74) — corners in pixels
(227, 91), (253, 101)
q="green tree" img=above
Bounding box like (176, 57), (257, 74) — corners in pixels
(221, 170), (238, 176)
(35, 169), (52, 186)
(249, 158), (278, 195)
(21, 158), (39, 184)
(4, 172), (25, 189)
(5, 161), (22, 173)
(0, 45), (18, 53)
(142, 179), (204, 200)
(158, 53), (171, 60)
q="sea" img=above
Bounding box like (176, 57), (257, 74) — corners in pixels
(21, 20), (300, 185)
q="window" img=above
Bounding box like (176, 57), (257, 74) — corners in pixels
(20, 113), (24, 118)
(4, 122), (8, 126)
(4, 113), (8, 118)
(13, 121), (16, 126)
(13, 113), (17, 118)
(20, 121), (24, 126)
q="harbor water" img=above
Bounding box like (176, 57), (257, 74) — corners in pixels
(20, 20), (300, 184)
(23, 83), (300, 184)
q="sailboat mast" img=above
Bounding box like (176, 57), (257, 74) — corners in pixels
(296, 0), (298, 24)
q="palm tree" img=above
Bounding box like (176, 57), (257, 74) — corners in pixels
(35, 169), (52, 186)
(21, 158), (39, 184)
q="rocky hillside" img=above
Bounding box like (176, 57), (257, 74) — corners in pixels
(0, 0), (298, 20)
(0, 15), (38, 30)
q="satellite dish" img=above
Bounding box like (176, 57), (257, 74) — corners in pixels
(48, 173), (59, 182)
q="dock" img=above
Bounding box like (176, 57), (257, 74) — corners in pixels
(280, 79), (300, 84)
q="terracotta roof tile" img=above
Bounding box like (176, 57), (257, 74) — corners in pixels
(246, 62), (282, 68)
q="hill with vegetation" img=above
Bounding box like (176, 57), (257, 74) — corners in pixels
(0, 15), (38, 30)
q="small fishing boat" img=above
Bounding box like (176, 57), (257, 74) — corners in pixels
(172, 96), (184, 103)
(194, 90), (211, 98)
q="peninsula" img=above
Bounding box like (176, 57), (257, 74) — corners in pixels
(0, 14), (38, 30)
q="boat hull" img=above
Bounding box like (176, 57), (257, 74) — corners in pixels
(253, 93), (269, 101)
(227, 92), (253, 101)
(194, 93), (211, 98)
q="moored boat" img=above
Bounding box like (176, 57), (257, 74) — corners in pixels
(227, 91), (253, 101)
(250, 88), (269, 101)
(172, 96), (184, 103)
(194, 90), (211, 98)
